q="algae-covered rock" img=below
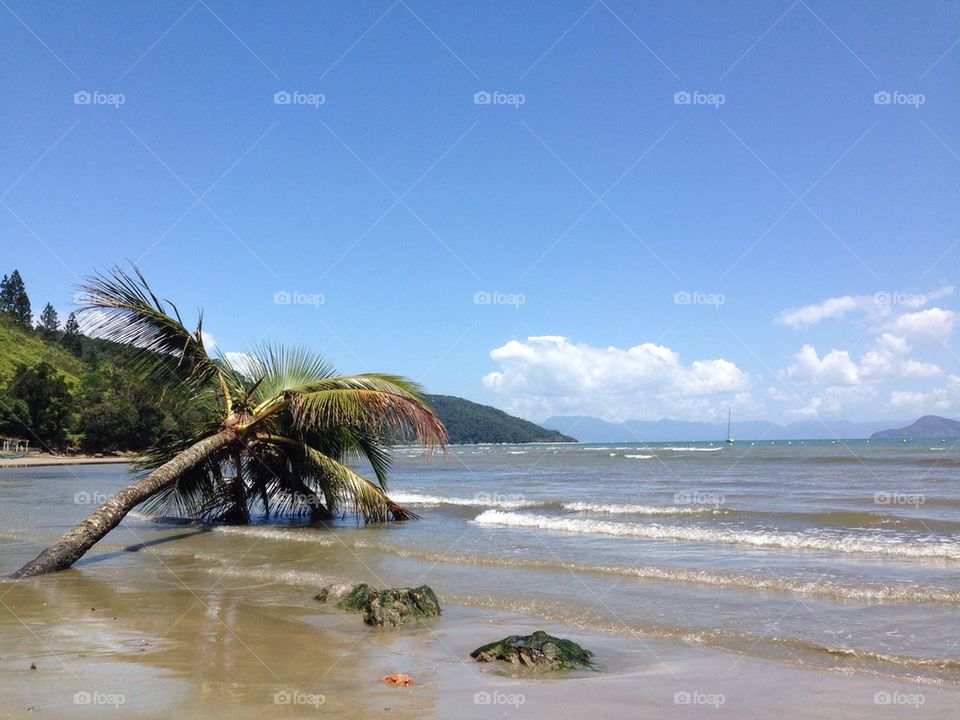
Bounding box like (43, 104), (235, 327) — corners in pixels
(315, 583), (441, 627)
(470, 631), (593, 670)
(362, 585), (441, 627)
(335, 583), (379, 612)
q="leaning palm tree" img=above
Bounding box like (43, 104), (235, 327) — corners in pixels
(14, 266), (445, 578)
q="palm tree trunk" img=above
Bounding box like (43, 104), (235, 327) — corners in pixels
(12, 430), (237, 579)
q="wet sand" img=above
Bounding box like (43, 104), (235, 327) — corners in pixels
(1, 549), (956, 719)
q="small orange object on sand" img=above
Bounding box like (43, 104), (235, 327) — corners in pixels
(382, 673), (415, 687)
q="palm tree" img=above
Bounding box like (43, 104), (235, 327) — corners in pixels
(13, 266), (445, 578)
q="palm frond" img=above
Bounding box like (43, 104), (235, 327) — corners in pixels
(258, 436), (416, 521)
(285, 376), (446, 450)
(246, 344), (336, 403)
(78, 265), (222, 396)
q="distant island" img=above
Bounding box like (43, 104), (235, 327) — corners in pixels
(426, 395), (575, 444)
(870, 415), (960, 439)
(542, 415), (912, 443)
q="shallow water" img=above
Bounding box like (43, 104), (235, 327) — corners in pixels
(1, 440), (959, 717)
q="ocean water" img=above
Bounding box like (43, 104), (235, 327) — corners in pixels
(1, 439), (959, 694)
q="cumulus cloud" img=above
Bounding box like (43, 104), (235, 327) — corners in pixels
(783, 384), (879, 419)
(482, 336), (749, 421)
(784, 332), (942, 388)
(784, 345), (860, 385)
(890, 308), (956, 345)
(889, 376), (960, 416)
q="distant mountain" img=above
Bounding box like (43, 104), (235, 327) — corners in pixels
(871, 415), (960, 439)
(542, 415), (907, 443)
(427, 395), (576, 444)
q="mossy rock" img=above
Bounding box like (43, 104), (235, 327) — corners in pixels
(335, 583), (379, 612)
(471, 631), (594, 670)
(362, 585), (441, 627)
(315, 583), (441, 627)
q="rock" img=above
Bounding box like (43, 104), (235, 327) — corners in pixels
(313, 583), (353, 604)
(470, 631), (594, 670)
(362, 586), (441, 627)
(382, 673), (415, 687)
(315, 583), (441, 627)
(336, 584), (379, 612)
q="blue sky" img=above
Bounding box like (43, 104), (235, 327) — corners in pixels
(2, 1), (958, 424)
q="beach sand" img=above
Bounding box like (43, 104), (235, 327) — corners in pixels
(0, 557), (954, 720)
(0, 454), (134, 468)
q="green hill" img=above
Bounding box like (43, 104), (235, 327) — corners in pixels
(871, 415), (960, 439)
(0, 317), (87, 384)
(425, 394), (576, 444)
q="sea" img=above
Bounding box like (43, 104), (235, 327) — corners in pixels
(1, 439), (959, 717)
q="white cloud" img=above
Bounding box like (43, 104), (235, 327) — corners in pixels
(482, 336), (749, 421)
(776, 295), (871, 328)
(784, 345), (860, 385)
(783, 384), (879, 420)
(890, 308), (956, 345)
(777, 286), (954, 329)
(201, 331), (217, 352)
(888, 375), (960, 416)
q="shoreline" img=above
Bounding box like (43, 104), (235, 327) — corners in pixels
(0, 454), (134, 468)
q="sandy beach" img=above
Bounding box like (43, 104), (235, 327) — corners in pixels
(1, 554), (954, 720)
(0, 454), (134, 468)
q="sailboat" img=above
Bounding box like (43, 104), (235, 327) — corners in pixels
(726, 408), (734, 444)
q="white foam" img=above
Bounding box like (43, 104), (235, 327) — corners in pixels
(389, 491), (540, 510)
(662, 446), (724, 452)
(562, 501), (710, 516)
(624, 454), (654, 459)
(470, 510), (960, 560)
(211, 526), (337, 544)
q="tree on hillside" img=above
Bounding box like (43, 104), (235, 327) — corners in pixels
(61, 312), (82, 355)
(6, 362), (74, 451)
(14, 266), (445, 578)
(0, 392), (31, 437)
(0, 270), (32, 328)
(38, 303), (59, 335)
